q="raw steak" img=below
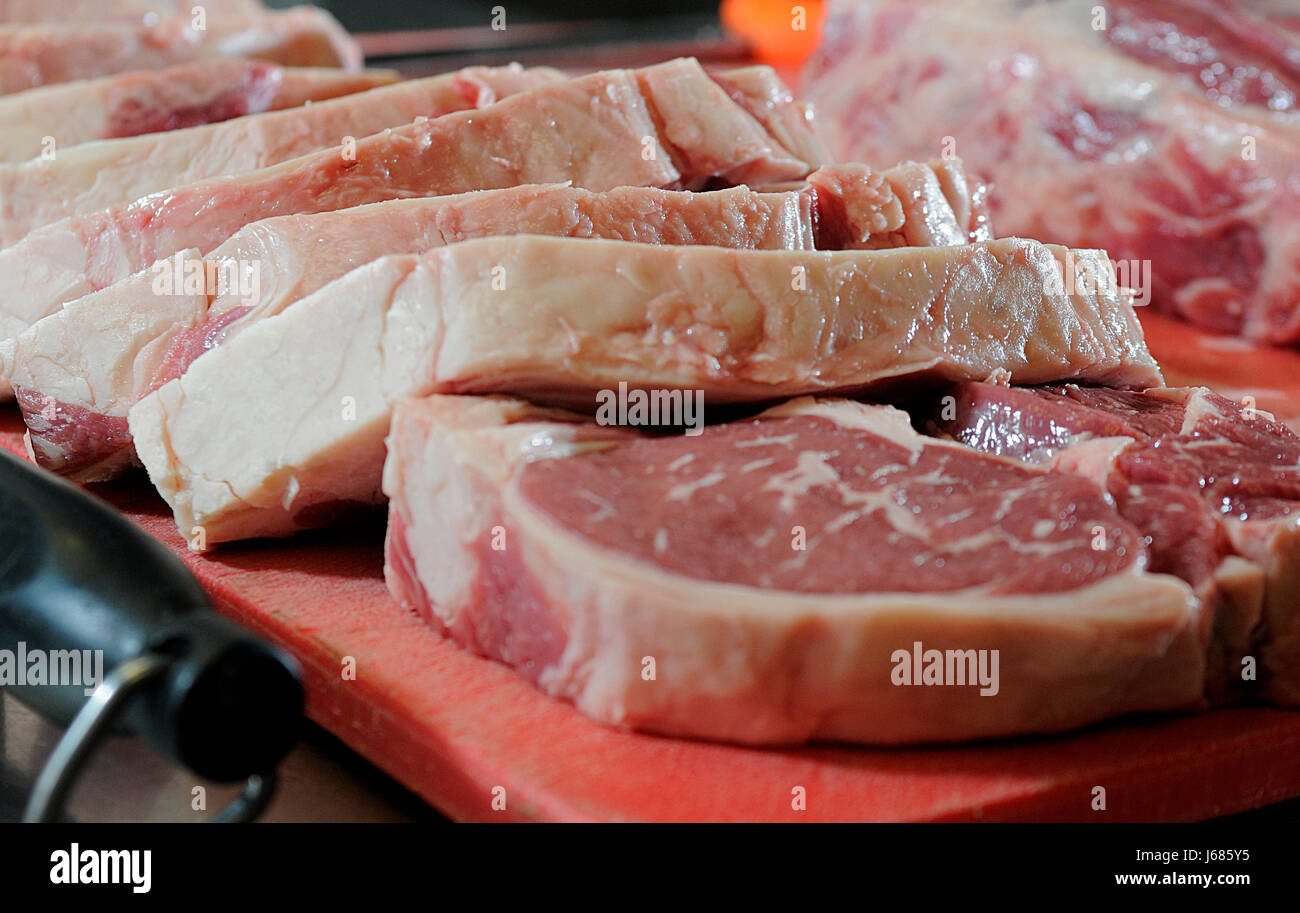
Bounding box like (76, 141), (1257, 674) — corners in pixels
(926, 381), (1300, 705)
(0, 60), (395, 163)
(380, 393), (1205, 745)
(0, 7), (360, 93)
(0, 1), (265, 22)
(2, 156), (992, 479)
(0, 64), (561, 243)
(804, 0), (1300, 343)
(0, 58), (817, 355)
(127, 235), (1162, 547)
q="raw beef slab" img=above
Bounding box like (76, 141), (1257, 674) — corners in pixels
(0, 60), (396, 163)
(927, 381), (1300, 706)
(126, 235), (1163, 547)
(381, 394), (1204, 745)
(803, 0), (1300, 344)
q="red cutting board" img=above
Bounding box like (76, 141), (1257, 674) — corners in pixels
(6, 312), (1300, 821)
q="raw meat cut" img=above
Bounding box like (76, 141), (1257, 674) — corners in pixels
(803, 0), (1300, 344)
(815, 158), (992, 249)
(925, 381), (1300, 706)
(0, 64), (561, 243)
(0, 58), (819, 356)
(0, 1), (265, 23)
(126, 234), (1162, 547)
(380, 393), (1205, 745)
(0, 60), (395, 163)
(1, 156), (993, 479)
(0, 6), (360, 93)
(709, 65), (831, 171)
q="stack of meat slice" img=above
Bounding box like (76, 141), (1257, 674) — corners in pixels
(0, 57), (811, 353)
(5, 157), (992, 480)
(7, 30), (1297, 746)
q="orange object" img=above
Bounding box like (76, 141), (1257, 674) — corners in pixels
(721, 0), (825, 64)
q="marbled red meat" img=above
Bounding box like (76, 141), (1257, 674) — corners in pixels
(805, 0), (1300, 344)
(927, 381), (1300, 704)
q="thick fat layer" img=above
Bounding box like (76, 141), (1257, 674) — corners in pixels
(381, 394), (1203, 745)
(931, 381), (1300, 704)
(0, 58), (813, 348)
(10, 160), (987, 479)
(127, 235), (1162, 546)
(362, 235), (1159, 402)
(0, 61), (396, 164)
(804, 0), (1300, 344)
(8, 182), (815, 477)
(0, 65), (557, 244)
(0, 7), (361, 94)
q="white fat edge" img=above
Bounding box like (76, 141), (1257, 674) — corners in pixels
(1178, 386), (1279, 431)
(757, 396), (926, 455)
(667, 470), (727, 503)
(1047, 435), (1133, 490)
(761, 450), (841, 513)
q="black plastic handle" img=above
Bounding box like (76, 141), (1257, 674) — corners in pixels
(0, 449), (302, 782)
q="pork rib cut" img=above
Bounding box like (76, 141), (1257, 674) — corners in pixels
(0, 64), (562, 244)
(0, 60), (396, 163)
(927, 381), (1300, 705)
(127, 235), (1162, 547)
(380, 393), (1204, 745)
(0, 6), (360, 94)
